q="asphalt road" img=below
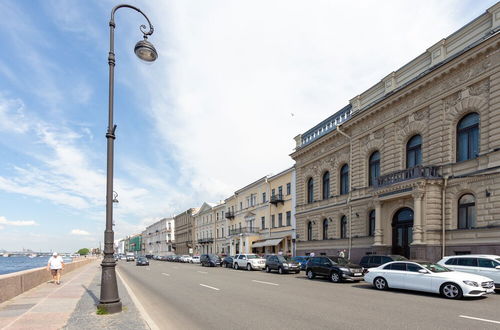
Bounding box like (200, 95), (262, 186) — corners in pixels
(117, 260), (500, 330)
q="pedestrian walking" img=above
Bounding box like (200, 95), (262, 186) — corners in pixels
(47, 252), (64, 285)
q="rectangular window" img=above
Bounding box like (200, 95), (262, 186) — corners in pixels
(222, 228), (224, 237)
(262, 192), (266, 203)
(286, 211), (291, 226)
(278, 186), (283, 196)
(272, 188), (275, 196)
(286, 183), (291, 195)
(240, 202), (243, 210)
(271, 215), (275, 228)
(261, 216), (265, 229)
(278, 213), (283, 227)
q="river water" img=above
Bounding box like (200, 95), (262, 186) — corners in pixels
(0, 256), (73, 275)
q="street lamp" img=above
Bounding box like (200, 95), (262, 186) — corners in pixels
(98, 4), (157, 314)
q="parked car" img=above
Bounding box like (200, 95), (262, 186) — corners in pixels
(181, 255), (192, 263)
(437, 255), (500, 289)
(136, 256), (149, 266)
(359, 255), (407, 269)
(120, 255), (127, 261)
(266, 255), (301, 274)
(200, 254), (221, 267)
(222, 256), (234, 268)
(364, 260), (495, 299)
(306, 256), (364, 283)
(291, 256), (309, 270)
(145, 254), (154, 259)
(191, 256), (201, 264)
(126, 252), (135, 262)
(173, 255), (182, 262)
(233, 254), (266, 271)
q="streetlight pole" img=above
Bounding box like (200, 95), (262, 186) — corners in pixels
(99, 4), (158, 314)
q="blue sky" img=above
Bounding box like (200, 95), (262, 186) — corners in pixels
(0, 0), (497, 252)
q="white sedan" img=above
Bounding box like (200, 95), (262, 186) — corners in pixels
(364, 260), (495, 299)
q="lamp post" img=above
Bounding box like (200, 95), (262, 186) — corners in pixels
(98, 4), (158, 314)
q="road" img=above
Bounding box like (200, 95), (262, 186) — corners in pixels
(117, 260), (500, 330)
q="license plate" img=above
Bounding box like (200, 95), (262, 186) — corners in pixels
(354, 273), (362, 276)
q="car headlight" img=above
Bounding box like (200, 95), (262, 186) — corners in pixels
(282, 263), (289, 267)
(339, 267), (349, 272)
(463, 280), (479, 287)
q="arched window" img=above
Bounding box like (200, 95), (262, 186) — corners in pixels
(369, 151), (380, 186)
(307, 178), (314, 203)
(406, 135), (422, 168)
(340, 164), (349, 195)
(340, 216), (347, 238)
(458, 194), (476, 229)
(307, 221), (313, 241)
(322, 172), (330, 200)
(322, 218), (328, 240)
(457, 113), (479, 162)
(368, 210), (375, 236)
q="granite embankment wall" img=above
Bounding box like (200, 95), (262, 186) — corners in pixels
(0, 257), (98, 303)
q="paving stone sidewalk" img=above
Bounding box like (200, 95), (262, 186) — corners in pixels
(0, 261), (149, 330)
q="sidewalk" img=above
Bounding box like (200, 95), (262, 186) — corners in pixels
(0, 261), (149, 330)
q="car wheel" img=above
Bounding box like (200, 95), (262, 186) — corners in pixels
(330, 271), (341, 283)
(266, 266), (271, 273)
(440, 283), (463, 299)
(374, 277), (388, 290)
(247, 264), (252, 271)
(278, 267), (284, 275)
(234, 263), (239, 270)
(307, 270), (315, 279)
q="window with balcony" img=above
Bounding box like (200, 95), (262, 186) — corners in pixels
(340, 165), (349, 195)
(307, 221), (313, 241)
(322, 218), (328, 240)
(369, 151), (380, 186)
(307, 178), (314, 203)
(368, 210), (375, 236)
(340, 216), (347, 238)
(322, 171), (330, 199)
(458, 194), (476, 229)
(406, 135), (422, 168)
(457, 113), (479, 162)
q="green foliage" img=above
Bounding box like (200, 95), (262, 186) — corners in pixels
(96, 307), (109, 315)
(77, 248), (90, 255)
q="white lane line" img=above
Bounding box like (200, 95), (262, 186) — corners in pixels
(252, 280), (279, 286)
(459, 315), (500, 324)
(199, 284), (220, 291)
(197, 271), (208, 274)
(161, 273), (170, 277)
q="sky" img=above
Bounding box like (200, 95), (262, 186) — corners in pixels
(0, 0), (497, 253)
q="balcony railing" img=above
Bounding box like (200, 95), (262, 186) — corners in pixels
(198, 237), (214, 244)
(270, 193), (284, 205)
(225, 210), (235, 219)
(229, 227), (260, 236)
(374, 165), (440, 188)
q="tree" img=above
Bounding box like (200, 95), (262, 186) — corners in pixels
(77, 248), (90, 255)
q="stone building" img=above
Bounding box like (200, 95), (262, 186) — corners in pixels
(142, 218), (175, 256)
(195, 202), (217, 255)
(173, 208), (198, 255)
(291, 3), (500, 262)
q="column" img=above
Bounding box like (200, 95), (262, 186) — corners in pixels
(373, 200), (383, 245)
(413, 192), (424, 244)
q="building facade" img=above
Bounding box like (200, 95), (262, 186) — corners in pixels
(174, 208), (198, 255)
(195, 202), (216, 255)
(213, 202), (228, 255)
(142, 218), (175, 256)
(291, 4), (500, 262)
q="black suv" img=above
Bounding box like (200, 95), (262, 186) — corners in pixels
(265, 255), (301, 274)
(359, 255), (407, 269)
(200, 254), (221, 267)
(305, 256), (364, 283)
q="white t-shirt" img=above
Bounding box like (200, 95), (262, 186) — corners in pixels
(48, 256), (64, 269)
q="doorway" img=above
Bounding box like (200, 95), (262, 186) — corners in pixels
(392, 207), (413, 258)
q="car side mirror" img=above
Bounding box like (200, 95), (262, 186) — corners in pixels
(418, 269), (428, 274)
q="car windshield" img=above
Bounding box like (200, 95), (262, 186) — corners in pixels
(420, 262), (451, 273)
(138, 257), (146, 261)
(247, 255), (260, 259)
(277, 256), (291, 262)
(329, 257), (348, 265)
(391, 255), (408, 261)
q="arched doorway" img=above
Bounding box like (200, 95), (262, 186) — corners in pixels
(392, 207), (413, 258)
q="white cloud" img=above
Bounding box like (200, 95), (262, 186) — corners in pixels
(0, 96), (30, 134)
(0, 216), (38, 227)
(71, 229), (90, 236)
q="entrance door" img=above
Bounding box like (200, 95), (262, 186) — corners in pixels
(392, 208), (413, 258)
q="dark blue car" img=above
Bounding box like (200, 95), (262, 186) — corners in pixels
(291, 256), (309, 270)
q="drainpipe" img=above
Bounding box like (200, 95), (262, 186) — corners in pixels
(336, 125), (353, 259)
(441, 175), (449, 258)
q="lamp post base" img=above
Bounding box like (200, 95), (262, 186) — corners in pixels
(97, 301), (122, 314)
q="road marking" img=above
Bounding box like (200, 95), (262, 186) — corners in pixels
(252, 280), (279, 286)
(459, 315), (500, 324)
(161, 273), (170, 277)
(199, 284), (220, 291)
(197, 271), (208, 274)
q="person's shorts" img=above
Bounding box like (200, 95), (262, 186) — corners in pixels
(50, 269), (61, 276)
